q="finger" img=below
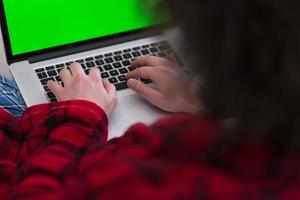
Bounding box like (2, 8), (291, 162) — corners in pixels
(59, 68), (72, 84)
(69, 62), (85, 76)
(103, 79), (117, 99)
(47, 80), (64, 99)
(89, 67), (101, 79)
(132, 56), (174, 68)
(126, 67), (156, 81)
(127, 78), (162, 104)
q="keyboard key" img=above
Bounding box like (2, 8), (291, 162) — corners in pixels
(57, 68), (64, 73)
(128, 66), (135, 71)
(133, 46), (141, 51)
(114, 51), (122, 55)
(86, 61), (95, 68)
(46, 92), (55, 99)
(37, 72), (47, 79)
(44, 85), (50, 92)
(101, 72), (109, 79)
(115, 82), (128, 91)
(122, 60), (131, 66)
(142, 44), (150, 49)
(55, 64), (64, 68)
(35, 68), (45, 73)
(132, 51), (141, 57)
(41, 78), (54, 85)
(118, 75), (126, 82)
(119, 68), (128, 74)
(81, 63), (87, 69)
(150, 47), (159, 53)
(66, 62), (73, 66)
(55, 76), (61, 82)
(141, 49), (150, 55)
(104, 57), (114, 64)
(50, 98), (57, 102)
(104, 53), (113, 57)
(123, 48), (131, 53)
(98, 67), (104, 72)
(76, 59), (84, 63)
(109, 70), (119, 76)
(47, 70), (57, 77)
(46, 66), (55, 70)
(113, 62), (122, 68)
(113, 55), (123, 62)
(104, 64), (113, 71)
(55, 65), (65, 70)
(95, 55), (104, 59)
(84, 69), (90, 74)
(95, 59), (104, 66)
(85, 57), (94, 61)
(158, 52), (167, 57)
(123, 53), (132, 59)
(108, 77), (118, 84)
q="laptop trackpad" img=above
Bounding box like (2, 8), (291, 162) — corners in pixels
(108, 93), (167, 139)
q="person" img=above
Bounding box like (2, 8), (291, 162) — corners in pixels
(0, 0), (300, 199)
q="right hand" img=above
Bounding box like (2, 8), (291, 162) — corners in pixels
(47, 63), (117, 116)
(126, 56), (202, 114)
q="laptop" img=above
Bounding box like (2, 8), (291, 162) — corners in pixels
(0, 0), (179, 139)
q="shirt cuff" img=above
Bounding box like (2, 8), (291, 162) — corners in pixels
(20, 100), (108, 141)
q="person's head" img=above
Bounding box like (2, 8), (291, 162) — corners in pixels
(163, 0), (300, 149)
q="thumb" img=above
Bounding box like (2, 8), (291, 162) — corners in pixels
(47, 80), (63, 99)
(127, 78), (162, 104)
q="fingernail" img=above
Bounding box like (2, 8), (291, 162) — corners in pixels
(127, 78), (135, 87)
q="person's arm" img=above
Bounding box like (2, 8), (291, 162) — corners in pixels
(8, 58), (204, 199)
(0, 109), (22, 198)
(8, 100), (108, 199)
(11, 110), (220, 200)
(2, 63), (116, 199)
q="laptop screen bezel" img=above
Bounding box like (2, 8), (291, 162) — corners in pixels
(0, 1), (168, 64)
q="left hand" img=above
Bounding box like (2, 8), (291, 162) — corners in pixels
(47, 63), (118, 116)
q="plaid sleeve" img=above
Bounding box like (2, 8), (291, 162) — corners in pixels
(0, 109), (23, 198)
(3, 104), (299, 199)
(7, 100), (108, 199)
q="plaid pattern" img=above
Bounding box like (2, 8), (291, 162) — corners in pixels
(0, 100), (299, 199)
(0, 75), (26, 117)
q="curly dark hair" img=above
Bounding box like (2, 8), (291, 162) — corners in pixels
(163, 0), (300, 150)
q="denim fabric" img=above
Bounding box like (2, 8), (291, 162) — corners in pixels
(0, 75), (27, 117)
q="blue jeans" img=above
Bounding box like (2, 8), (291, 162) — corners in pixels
(0, 75), (27, 117)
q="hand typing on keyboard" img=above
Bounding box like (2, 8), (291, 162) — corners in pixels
(47, 63), (117, 116)
(126, 56), (202, 114)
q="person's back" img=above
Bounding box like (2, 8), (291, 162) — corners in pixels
(0, 0), (299, 199)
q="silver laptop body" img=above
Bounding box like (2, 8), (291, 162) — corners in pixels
(0, 1), (180, 139)
(10, 36), (173, 139)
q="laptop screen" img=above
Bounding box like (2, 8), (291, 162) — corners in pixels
(3, 0), (163, 56)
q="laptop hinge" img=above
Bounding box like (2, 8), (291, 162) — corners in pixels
(28, 31), (160, 64)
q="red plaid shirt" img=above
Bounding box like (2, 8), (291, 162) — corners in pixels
(0, 100), (299, 199)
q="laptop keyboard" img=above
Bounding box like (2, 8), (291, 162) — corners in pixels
(35, 41), (175, 102)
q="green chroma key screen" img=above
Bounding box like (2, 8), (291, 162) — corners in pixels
(3, 0), (160, 56)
